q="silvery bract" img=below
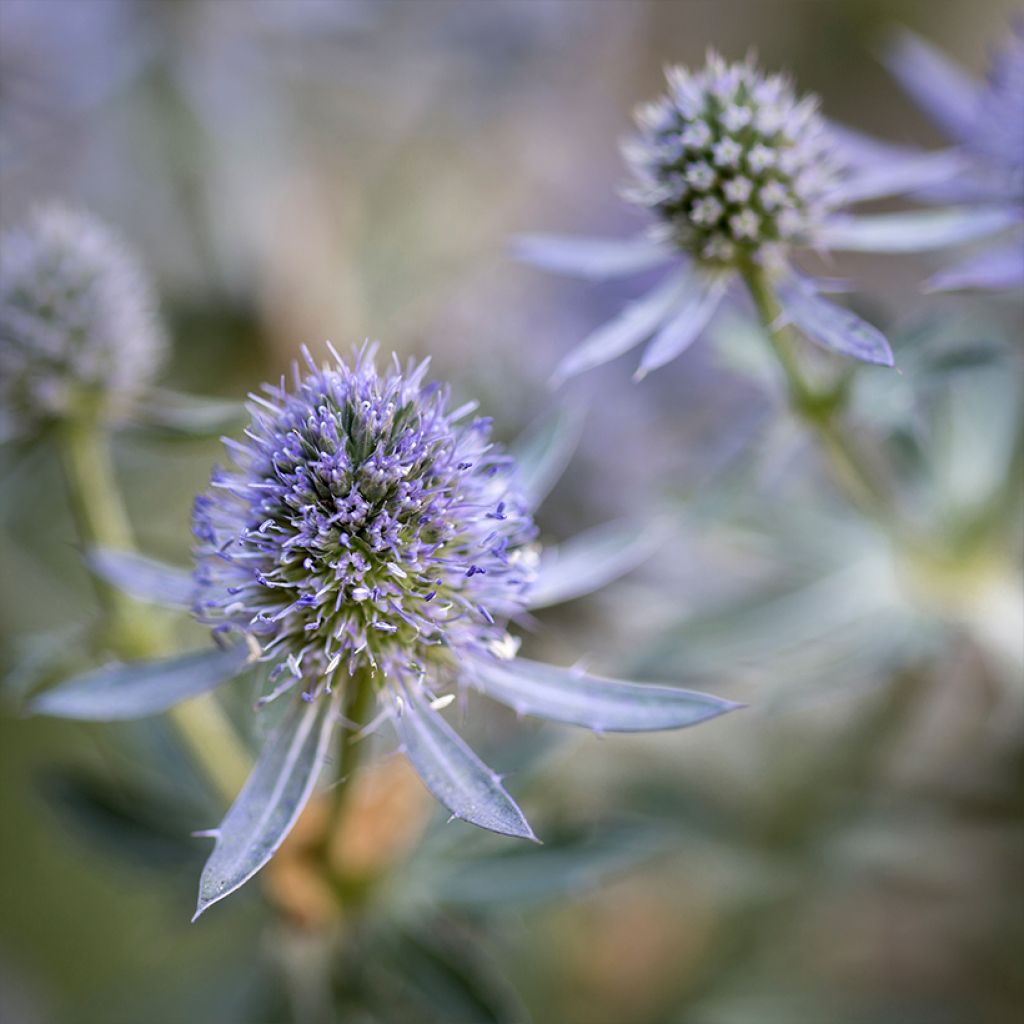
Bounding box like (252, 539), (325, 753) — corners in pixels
(33, 344), (739, 917)
(515, 51), (1016, 380)
(0, 205), (166, 440)
(885, 23), (1024, 290)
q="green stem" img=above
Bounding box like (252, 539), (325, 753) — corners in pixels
(55, 416), (249, 803)
(57, 419), (151, 653)
(741, 266), (894, 524)
(326, 668), (377, 825)
(312, 668), (377, 907)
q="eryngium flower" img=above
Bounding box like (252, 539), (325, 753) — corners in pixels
(0, 205), (166, 439)
(515, 51), (1015, 379)
(33, 344), (739, 918)
(623, 54), (840, 267)
(886, 24), (1024, 290)
(191, 344), (538, 700)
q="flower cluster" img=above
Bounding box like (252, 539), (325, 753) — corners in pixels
(624, 54), (840, 268)
(192, 344), (537, 702)
(0, 205), (165, 439)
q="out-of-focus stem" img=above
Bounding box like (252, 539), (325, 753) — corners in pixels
(55, 415), (249, 804)
(56, 418), (153, 653)
(168, 698), (250, 804)
(741, 267), (894, 525)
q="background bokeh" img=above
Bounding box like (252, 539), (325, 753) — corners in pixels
(1, 2), (1021, 1023)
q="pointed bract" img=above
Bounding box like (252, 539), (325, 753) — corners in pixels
(884, 30), (981, 146)
(86, 548), (194, 608)
(528, 519), (664, 610)
(30, 645), (249, 721)
(193, 694), (337, 920)
(512, 234), (674, 280)
(553, 274), (689, 383)
(511, 404), (585, 507)
(818, 207), (1021, 253)
(777, 281), (893, 367)
(392, 687), (537, 841)
(926, 241), (1024, 292)
(635, 276), (727, 378)
(466, 654), (742, 732)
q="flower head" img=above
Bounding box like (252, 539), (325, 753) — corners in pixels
(192, 344), (537, 702)
(516, 50), (1014, 378)
(0, 205), (166, 439)
(624, 53), (840, 269)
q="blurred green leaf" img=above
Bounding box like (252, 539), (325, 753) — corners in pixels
(38, 768), (201, 870)
(433, 822), (669, 910)
(367, 920), (529, 1024)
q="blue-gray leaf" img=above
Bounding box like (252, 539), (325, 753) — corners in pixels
(86, 547), (194, 608)
(193, 693), (337, 920)
(511, 405), (585, 507)
(392, 689), (537, 842)
(30, 645), (249, 721)
(466, 654), (742, 732)
(527, 519), (664, 610)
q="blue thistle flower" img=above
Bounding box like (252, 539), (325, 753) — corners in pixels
(32, 343), (740, 917)
(191, 343), (539, 703)
(622, 54), (842, 270)
(0, 205), (166, 439)
(515, 51), (1016, 379)
(886, 23), (1024, 291)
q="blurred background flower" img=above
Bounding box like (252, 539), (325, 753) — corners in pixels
(1, 2), (1021, 1023)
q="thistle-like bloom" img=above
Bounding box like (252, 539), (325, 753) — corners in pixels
(191, 345), (538, 701)
(622, 57), (842, 270)
(0, 205), (166, 440)
(885, 23), (1024, 290)
(515, 51), (1016, 380)
(32, 344), (739, 918)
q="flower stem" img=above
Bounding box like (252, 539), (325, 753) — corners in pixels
(56, 418), (156, 656)
(326, 668), (377, 825)
(55, 416), (249, 803)
(741, 266), (894, 524)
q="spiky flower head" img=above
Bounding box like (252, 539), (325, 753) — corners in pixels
(624, 51), (841, 268)
(972, 24), (1024, 200)
(0, 205), (166, 439)
(192, 345), (537, 703)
